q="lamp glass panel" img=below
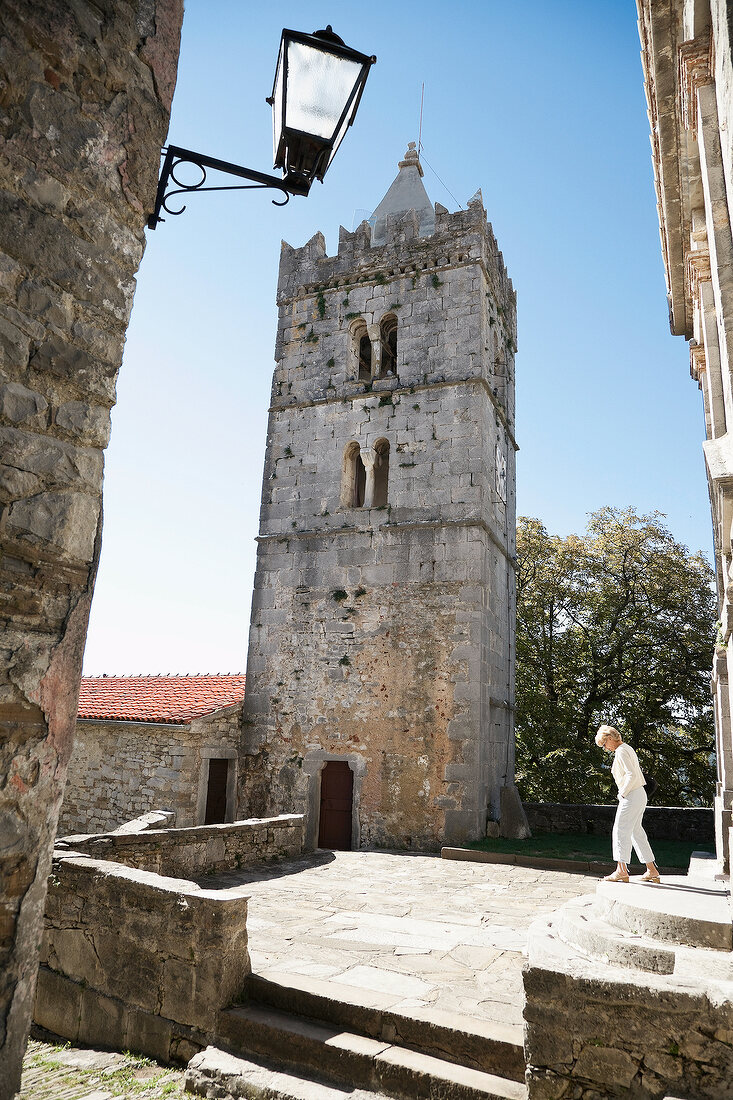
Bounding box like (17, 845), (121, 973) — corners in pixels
(272, 41), (285, 155)
(285, 40), (362, 139)
(326, 105), (353, 170)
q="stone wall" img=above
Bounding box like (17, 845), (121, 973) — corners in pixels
(638, 0), (733, 873)
(0, 4), (182, 1094)
(34, 852), (249, 1064)
(242, 188), (518, 850)
(524, 803), (714, 844)
(58, 704), (244, 834)
(57, 814), (306, 877)
(712, 0), (733, 236)
(524, 923), (733, 1099)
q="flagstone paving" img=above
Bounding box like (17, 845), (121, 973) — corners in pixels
(200, 849), (596, 1027)
(20, 851), (596, 1098)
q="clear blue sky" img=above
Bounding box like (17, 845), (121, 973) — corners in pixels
(82, 0), (710, 674)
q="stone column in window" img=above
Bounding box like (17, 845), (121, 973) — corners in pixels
(367, 323), (381, 379)
(362, 449), (376, 508)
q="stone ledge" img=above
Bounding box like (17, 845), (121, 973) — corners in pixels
(595, 875), (733, 950)
(524, 910), (733, 1099)
(554, 895), (676, 974)
(186, 1046), (390, 1100)
(56, 813), (305, 877)
(246, 969), (525, 1082)
(441, 847), (690, 875)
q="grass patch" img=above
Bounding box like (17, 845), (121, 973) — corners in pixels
(22, 1040), (188, 1097)
(468, 831), (713, 869)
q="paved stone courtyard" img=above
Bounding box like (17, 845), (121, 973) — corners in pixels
(202, 850), (596, 1027)
(20, 852), (595, 1097)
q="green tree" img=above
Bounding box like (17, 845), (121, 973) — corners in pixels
(515, 508), (717, 806)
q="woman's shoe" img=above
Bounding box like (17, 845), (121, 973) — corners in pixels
(640, 870), (661, 883)
(603, 869), (629, 882)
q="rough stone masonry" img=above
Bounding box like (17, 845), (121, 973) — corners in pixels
(0, 3), (182, 1095)
(241, 146), (521, 851)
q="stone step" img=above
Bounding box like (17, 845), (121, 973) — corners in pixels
(246, 971), (525, 1082)
(216, 1003), (527, 1100)
(596, 876), (732, 950)
(554, 895), (676, 973)
(687, 850), (724, 879)
(186, 1045), (392, 1100)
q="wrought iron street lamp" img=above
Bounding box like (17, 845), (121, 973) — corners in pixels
(148, 26), (376, 230)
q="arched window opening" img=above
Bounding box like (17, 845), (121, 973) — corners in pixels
(352, 321), (372, 381)
(358, 334), (372, 380)
(341, 442), (366, 508)
(373, 438), (390, 508)
(354, 450), (366, 506)
(380, 315), (398, 377)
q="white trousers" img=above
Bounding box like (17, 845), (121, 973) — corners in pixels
(612, 786), (655, 864)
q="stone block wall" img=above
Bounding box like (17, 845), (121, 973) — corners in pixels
(524, 803), (714, 844)
(0, 4), (182, 1093)
(34, 852), (250, 1063)
(243, 192), (518, 850)
(57, 814), (305, 877)
(524, 934), (733, 1099)
(58, 703), (244, 834)
(712, 0), (733, 242)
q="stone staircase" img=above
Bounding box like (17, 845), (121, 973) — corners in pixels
(185, 970), (527, 1100)
(523, 852), (733, 1098)
(552, 856), (732, 975)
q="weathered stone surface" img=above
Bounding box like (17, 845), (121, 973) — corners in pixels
(7, 490), (100, 561)
(59, 702), (245, 835)
(242, 153), (518, 851)
(0, 382), (48, 426)
(0, 2), (183, 1095)
(523, 885), (733, 1099)
(35, 852), (250, 1050)
(59, 814), (306, 878)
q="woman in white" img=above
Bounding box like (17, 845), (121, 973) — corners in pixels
(595, 724), (660, 883)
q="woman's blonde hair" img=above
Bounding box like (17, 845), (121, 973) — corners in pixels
(595, 724), (621, 747)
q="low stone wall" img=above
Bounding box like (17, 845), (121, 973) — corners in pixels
(35, 852), (250, 1063)
(524, 922), (733, 1099)
(524, 803), (714, 843)
(56, 813), (305, 877)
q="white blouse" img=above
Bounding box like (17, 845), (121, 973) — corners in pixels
(611, 742), (646, 799)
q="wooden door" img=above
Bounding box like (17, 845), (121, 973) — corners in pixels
(318, 761), (353, 850)
(204, 758), (229, 824)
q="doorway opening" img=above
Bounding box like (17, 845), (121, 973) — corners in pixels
(204, 758), (229, 824)
(318, 760), (354, 850)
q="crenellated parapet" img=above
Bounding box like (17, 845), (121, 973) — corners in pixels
(277, 193), (516, 340)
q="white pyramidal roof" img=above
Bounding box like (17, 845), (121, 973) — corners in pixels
(370, 142), (435, 246)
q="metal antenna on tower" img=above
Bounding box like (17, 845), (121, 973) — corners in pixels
(418, 82), (425, 161)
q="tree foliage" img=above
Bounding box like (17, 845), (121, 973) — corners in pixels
(515, 508), (717, 806)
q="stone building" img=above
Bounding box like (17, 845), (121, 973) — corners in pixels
(241, 144), (521, 851)
(0, 3), (182, 1095)
(521, 5), (733, 1098)
(638, 0), (733, 873)
(58, 675), (246, 836)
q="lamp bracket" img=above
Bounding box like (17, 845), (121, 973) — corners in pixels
(147, 145), (310, 229)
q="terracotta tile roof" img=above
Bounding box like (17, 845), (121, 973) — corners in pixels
(78, 674), (246, 724)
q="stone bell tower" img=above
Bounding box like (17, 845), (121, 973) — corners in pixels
(241, 144), (519, 850)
